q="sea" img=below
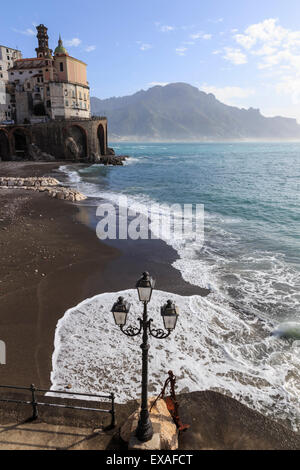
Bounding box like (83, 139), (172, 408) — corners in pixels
(50, 142), (300, 431)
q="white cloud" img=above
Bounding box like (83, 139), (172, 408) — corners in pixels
(148, 82), (170, 87)
(231, 18), (300, 104)
(200, 84), (255, 105)
(175, 47), (187, 56)
(85, 45), (96, 52)
(160, 25), (175, 33)
(155, 22), (175, 32)
(190, 32), (212, 40)
(234, 18), (288, 50)
(13, 27), (35, 36)
(223, 47), (247, 65)
(65, 38), (82, 47)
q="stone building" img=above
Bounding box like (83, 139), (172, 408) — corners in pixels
(0, 25), (108, 161)
(0, 45), (22, 122)
(8, 25), (91, 123)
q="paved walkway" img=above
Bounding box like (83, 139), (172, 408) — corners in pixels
(0, 421), (119, 450)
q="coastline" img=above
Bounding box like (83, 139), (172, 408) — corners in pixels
(0, 162), (120, 387)
(0, 161), (206, 389)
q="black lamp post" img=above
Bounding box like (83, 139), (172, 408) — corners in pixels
(111, 272), (179, 442)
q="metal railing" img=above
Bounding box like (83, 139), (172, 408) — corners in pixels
(0, 384), (115, 428)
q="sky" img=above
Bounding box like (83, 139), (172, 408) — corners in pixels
(2, 0), (300, 121)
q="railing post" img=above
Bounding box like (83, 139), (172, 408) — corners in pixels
(110, 392), (115, 428)
(30, 384), (38, 420)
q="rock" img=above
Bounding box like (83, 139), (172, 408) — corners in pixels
(56, 191), (65, 200)
(65, 136), (80, 160)
(106, 147), (116, 156)
(28, 143), (55, 162)
(0, 177), (86, 202)
(120, 398), (178, 450)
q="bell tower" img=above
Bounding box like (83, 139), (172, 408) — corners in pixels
(35, 24), (52, 58)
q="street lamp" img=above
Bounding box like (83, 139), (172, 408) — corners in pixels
(111, 272), (179, 443)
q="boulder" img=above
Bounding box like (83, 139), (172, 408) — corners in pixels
(106, 147), (116, 156)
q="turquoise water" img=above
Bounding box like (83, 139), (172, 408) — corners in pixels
(71, 142), (300, 323)
(59, 143), (300, 429)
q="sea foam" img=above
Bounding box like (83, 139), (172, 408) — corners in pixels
(51, 289), (300, 431)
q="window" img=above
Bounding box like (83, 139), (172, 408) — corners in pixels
(66, 100), (69, 107)
(7, 56), (10, 60)
(60, 62), (64, 72)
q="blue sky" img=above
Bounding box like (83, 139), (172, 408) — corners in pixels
(2, 0), (300, 121)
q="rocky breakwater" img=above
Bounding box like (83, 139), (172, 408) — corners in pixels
(0, 177), (87, 202)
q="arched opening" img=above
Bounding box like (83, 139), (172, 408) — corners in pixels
(97, 124), (105, 156)
(65, 125), (87, 161)
(0, 131), (10, 161)
(13, 129), (28, 159)
(33, 103), (46, 116)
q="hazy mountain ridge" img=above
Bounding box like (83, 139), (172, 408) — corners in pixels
(91, 83), (300, 141)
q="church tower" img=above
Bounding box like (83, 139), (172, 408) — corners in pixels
(35, 24), (52, 58)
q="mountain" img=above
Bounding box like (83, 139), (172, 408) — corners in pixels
(91, 83), (300, 141)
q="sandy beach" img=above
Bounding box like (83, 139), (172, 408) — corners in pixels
(0, 162), (206, 390)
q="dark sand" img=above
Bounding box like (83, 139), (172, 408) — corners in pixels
(0, 162), (206, 389)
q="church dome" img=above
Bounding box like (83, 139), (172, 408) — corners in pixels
(54, 35), (68, 55)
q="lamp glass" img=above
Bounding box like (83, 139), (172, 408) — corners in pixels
(162, 313), (178, 331)
(112, 310), (128, 327)
(136, 272), (155, 302)
(161, 301), (179, 331)
(137, 286), (152, 302)
(111, 297), (130, 327)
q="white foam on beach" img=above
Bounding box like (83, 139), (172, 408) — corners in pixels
(51, 288), (300, 430)
(53, 163), (300, 430)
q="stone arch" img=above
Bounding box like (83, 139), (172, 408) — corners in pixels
(33, 103), (46, 116)
(97, 123), (105, 156)
(0, 129), (10, 161)
(64, 124), (87, 161)
(11, 128), (30, 159)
